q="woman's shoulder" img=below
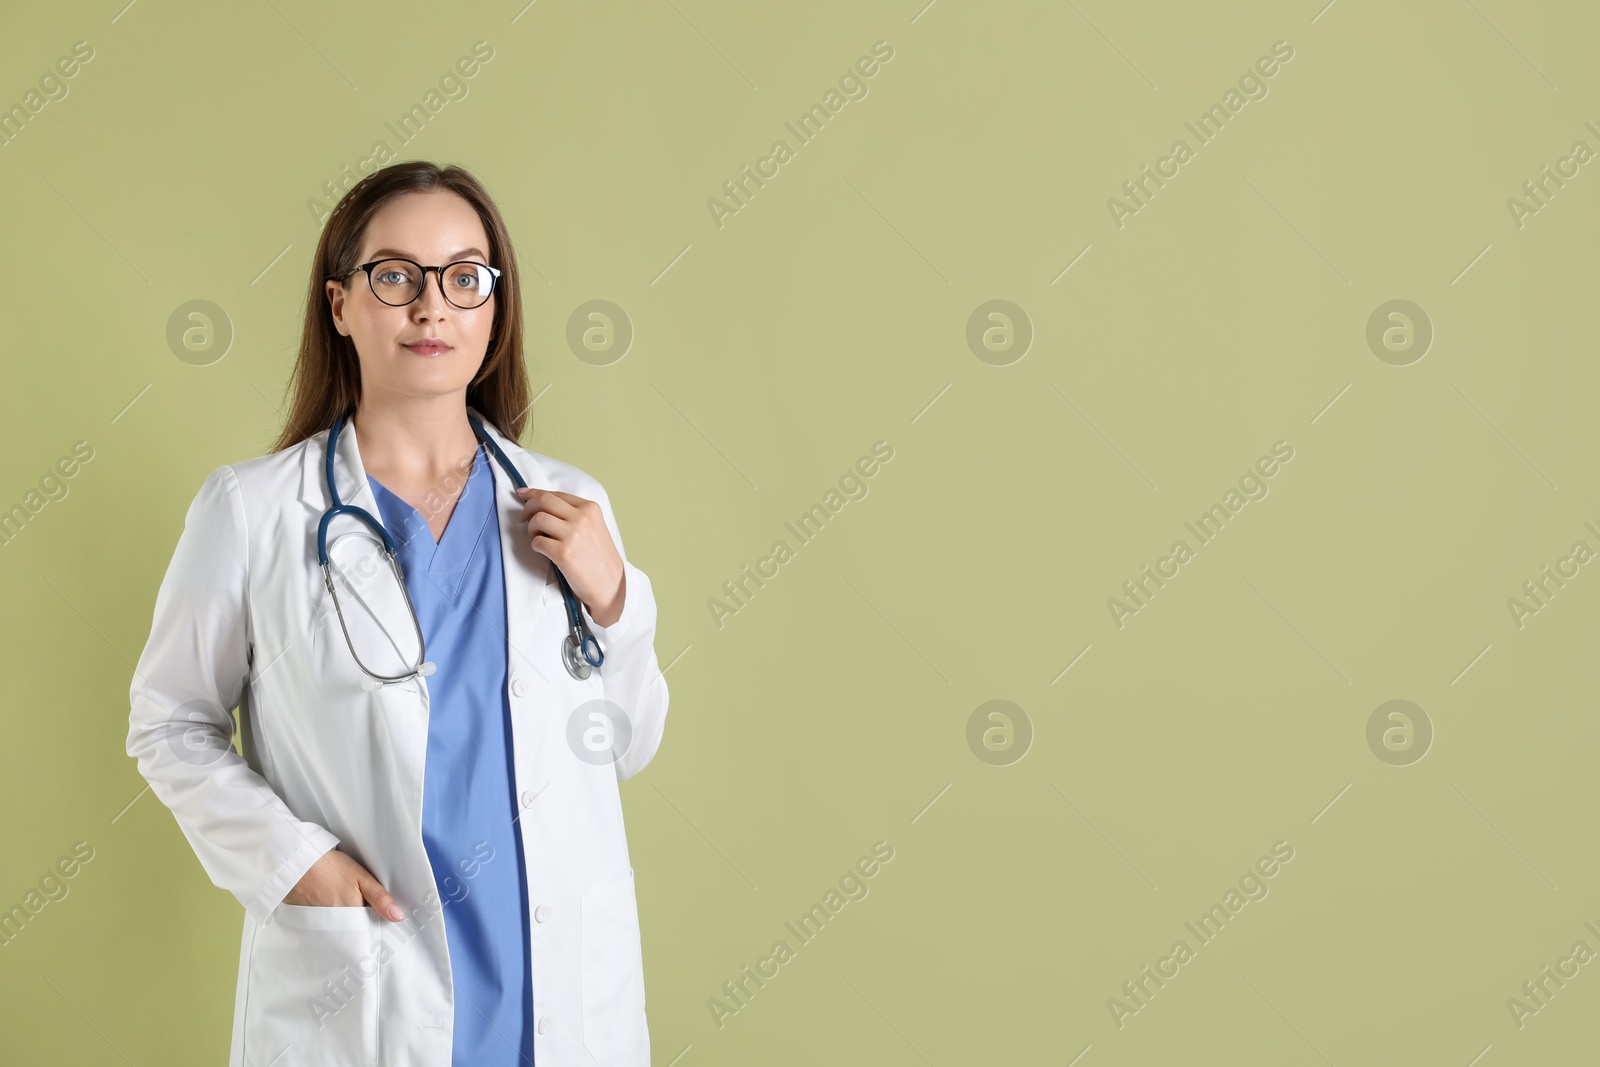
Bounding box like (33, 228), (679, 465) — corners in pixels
(505, 440), (608, 500)
(238, 431), (325, 472)
(186, 433), (327, 530)
(229, 432), (325, 493)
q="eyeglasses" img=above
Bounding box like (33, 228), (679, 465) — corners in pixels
(329, 257), (502, 310)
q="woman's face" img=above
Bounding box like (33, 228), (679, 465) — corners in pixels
(325, 188), (497, 406)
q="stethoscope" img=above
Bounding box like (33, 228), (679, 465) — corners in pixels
(315, 409), (604, 690)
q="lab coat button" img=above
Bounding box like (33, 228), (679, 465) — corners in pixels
(521, 789), (538, 807)
(511, 677), (529, 697)
(537, 1015), (551, 1035)
(534, 904), (551, 923)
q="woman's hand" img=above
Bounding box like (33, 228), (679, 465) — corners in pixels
(283, 847), (407, 922)
(515, 487), (626, 626)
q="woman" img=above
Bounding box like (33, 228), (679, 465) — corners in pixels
(126, 161), (669, 1067)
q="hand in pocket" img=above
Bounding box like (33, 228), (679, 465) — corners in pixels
(283, 846), (407, 921)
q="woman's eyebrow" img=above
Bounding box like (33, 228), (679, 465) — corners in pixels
(367, 247), (489, 261)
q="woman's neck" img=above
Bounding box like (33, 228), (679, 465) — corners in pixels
(350, 396), (481, 488)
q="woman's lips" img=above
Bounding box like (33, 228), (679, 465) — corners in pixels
(403, 342), (451, 356)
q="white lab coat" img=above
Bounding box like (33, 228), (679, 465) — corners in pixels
(126, 406), (669, 1066)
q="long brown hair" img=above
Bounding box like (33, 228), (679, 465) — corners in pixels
(270, 160), (529, 452)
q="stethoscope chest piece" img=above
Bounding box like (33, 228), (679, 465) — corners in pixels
(562, 635), (594, 680)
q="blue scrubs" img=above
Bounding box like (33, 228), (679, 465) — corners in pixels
(367, 445), (534, 1065)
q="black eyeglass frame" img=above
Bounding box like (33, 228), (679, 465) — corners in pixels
(328, 258), (504, 309)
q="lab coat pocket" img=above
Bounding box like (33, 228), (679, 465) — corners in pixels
(581, 868), (648, 1059)
(246, 904), (381, 1067)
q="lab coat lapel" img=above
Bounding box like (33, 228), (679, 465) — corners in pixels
(297, 416), (429, 676)
(296, 415), (387, 532)
(469, 407), (557, 686)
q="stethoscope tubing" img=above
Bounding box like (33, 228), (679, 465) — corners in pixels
(316, 410), (603, 685)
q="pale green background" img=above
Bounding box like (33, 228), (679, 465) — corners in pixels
(2, 0), (1597, 1064)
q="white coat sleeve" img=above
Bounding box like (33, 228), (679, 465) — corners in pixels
(580, 480), (670, 781)
(126, 465), (341, 923)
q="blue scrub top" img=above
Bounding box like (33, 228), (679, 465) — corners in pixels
(368, 444), (534, 1065)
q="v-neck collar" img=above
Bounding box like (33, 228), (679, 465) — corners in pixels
(367, 444), (495, 604)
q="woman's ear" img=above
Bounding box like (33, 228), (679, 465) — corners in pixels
(325, 279), (350, 337)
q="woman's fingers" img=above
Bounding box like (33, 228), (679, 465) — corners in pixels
(511, 488), (624, 619)
(358, 868), (407, 922)
(516, 486), (581, 520)
(524, 508), (572, 543)
(283, 848), (406, 920)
